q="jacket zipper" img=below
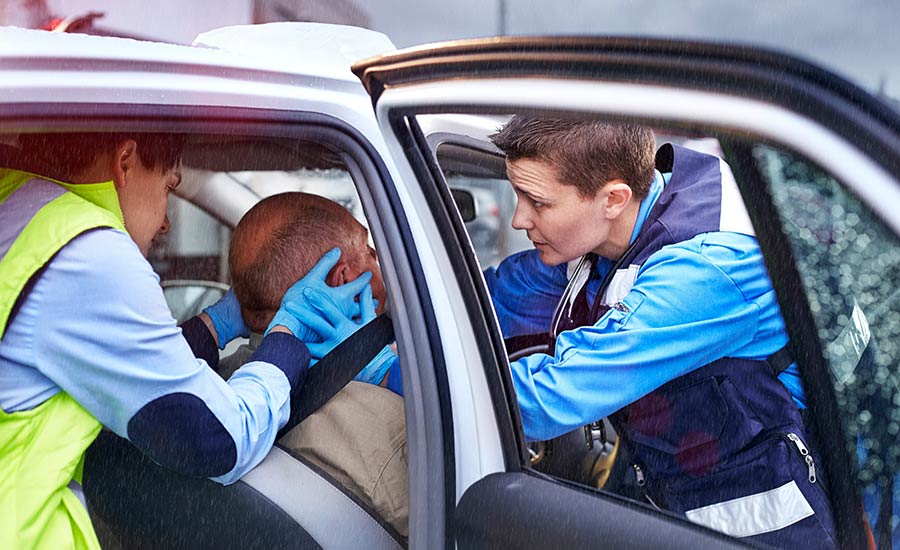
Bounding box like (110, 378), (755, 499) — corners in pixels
(632, 464), (662, 511)
(785, 432), (817, 484)
(633, 463), (646, 486)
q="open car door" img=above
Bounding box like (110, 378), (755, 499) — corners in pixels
(353, 38), (900, 549)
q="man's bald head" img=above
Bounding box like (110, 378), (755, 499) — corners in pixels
(229, 192), (366, 333)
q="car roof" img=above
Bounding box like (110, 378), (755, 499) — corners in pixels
(0, 23), (396, 116)
(193, 23), (395, 82)
(0, 23), (394, 83)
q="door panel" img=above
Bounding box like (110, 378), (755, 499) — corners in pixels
(456, 472), (749, 549)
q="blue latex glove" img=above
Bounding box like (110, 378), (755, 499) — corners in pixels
(355, 346), (398, 386)
(266, 308), (306, 339)
(264, 248), (372, 339)
(203, 288), (251, 349)
(272, 248), (373, 341)
(298, 283), (376, 361)
(299, 286), (396, 384)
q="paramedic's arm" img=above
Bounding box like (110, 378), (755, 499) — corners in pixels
(511, 233), (793, 441)
(27, 229), (308, 484)
(180, 289), (251, 371)
(483, 249), (570, 338)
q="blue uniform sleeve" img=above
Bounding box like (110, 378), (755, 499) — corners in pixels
(509, 232), (797, 441)
(180, 315), (219, 369)
(483, 249), (570, 338)
(384, 359), (403, 396)
(27, 229), (308, 484)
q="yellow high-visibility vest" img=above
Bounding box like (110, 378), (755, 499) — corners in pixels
(0, 167), (125, 549)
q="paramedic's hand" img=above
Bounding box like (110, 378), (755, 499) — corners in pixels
(265, 249), (372, 341)
(356, 346), (397, 386)
(297, 283), (376, 364)
(278, 248), (373, 341)
(202, 289), (251, 349)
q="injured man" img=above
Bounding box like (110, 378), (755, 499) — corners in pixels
(217, 192), (408, 538)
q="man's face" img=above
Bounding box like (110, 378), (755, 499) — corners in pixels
(117, 155), (182, 257)
(507, 157), (611, 266)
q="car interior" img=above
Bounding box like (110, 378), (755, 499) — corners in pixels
(46, 130), (410, 550)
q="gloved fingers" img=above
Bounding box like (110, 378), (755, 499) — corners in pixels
(203, 288), (250, 346)
(354, 346), (397, 385)
(307, 247), (343, 281)
(222, 289), (251, 338)
(304, 288), (354, 329)
(330, 271), (373, 306)
(290, 301), (336, 337)
(358, 283), (376, 325)
(306, 341), (331, 359)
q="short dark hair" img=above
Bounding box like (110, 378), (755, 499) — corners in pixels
(229, 192), (362, 333)
(16, 132), (184, 179)
(490, 116), (656, 199)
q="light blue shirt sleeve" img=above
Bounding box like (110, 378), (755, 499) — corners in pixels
(0, 228), (297, 484)
(508, 232), (797, 441)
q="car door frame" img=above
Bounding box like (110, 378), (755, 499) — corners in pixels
(353, 36), (900, 549)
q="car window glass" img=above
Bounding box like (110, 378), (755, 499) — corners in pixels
(430, 141), (530, 268)
(757, 145), (900, 542)
(141, 132), (408, 538)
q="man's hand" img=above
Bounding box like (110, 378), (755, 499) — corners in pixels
(202, 289), (251, 349)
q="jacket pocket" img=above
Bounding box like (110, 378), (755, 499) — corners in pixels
(665, 434), (836, 547)
(626, 376), (728, 467)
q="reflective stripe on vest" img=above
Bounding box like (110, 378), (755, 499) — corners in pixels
(0, 168), (125, 549)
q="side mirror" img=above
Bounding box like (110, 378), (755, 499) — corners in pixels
(451, 187), (477, 222)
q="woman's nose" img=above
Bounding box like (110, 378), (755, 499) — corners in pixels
(511, 201), (532, 230)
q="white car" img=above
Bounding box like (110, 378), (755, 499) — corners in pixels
(2, 22), (899, 550)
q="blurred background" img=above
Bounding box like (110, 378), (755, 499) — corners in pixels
(2, 0), (898, 106)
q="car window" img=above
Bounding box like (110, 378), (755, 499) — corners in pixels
(417, 109), (889, 546)
(151, 165), (361, 324)
(4, 128), (410, 545)
(429, 140), (530, 268)
(757, 145), (900, 544)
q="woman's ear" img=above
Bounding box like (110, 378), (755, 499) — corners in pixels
(603, 180), (634, 219)
(112, 139), (138, 190)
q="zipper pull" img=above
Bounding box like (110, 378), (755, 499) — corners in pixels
(787, 433), (816, 483)
(805, 455), (817, 484)
(786, 433), (809, 456)
(633, 464), (646, 486)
